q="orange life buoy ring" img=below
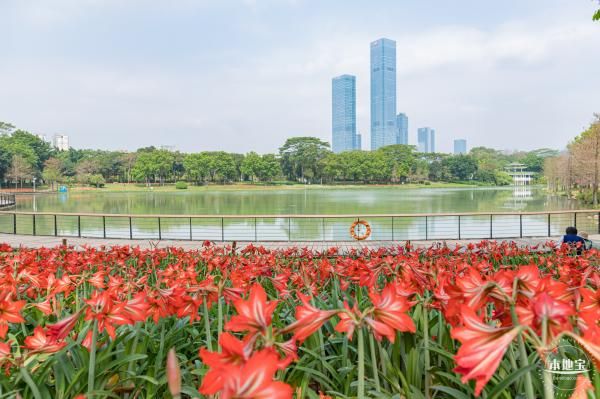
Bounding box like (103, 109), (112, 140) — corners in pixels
(350, 219), (371, 241)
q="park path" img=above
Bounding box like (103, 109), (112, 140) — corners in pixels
(2, 233), (597, 252)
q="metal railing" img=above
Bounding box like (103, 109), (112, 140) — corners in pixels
(0, 193), (16, 209)
(0, 209), (598, 242)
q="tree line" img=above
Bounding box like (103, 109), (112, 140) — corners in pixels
(0, 121), (557, 189)
(544, 114), (600, 205)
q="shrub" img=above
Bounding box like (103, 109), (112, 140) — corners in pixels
(175, 181), (188, 189)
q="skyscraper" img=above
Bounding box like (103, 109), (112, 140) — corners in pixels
(370, 38), (396, 150)
(417, 127), (435, 153)
(454, 139), (467, 155)
(396, 113), (408, 145)
(332, 75), (358, 153)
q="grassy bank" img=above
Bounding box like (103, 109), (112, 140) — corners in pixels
(66, 181), (483, 193)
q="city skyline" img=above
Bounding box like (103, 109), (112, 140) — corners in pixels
(1, 1), (599, 153)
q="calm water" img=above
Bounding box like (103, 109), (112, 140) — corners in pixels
(5, 186), (588, 241)
(15, 186), (577, 215)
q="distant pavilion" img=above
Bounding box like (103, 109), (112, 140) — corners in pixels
(504, 163), (535, 185)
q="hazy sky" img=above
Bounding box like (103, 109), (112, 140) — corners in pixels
(1, 0), (599, 153)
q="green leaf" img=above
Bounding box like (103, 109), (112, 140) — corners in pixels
(486, 364), (536, 399)
(19, 367), (43, 399)
(431, 385), (471, 399)
(593, 9), (600, 21)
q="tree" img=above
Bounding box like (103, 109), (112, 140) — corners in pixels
(257, 154), (281, 182)
(570, 116), (600, 204)
(132, 150), (175, 185)
(6, 155), (34, 189)
(42, 158), (64, 190)
(279, 137), (330, 183)
(443, 155), (478, 181)
(241, 152), (262, 182)
(378, 145), (416, 182)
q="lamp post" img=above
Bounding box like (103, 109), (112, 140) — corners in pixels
(32, 177), (36, 192)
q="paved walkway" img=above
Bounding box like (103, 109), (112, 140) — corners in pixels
(2, 233), (596, 252)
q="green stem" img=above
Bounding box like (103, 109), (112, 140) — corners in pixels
(510, 305), (535, 399)
(357, 327), (365, 399)
(368, 333), (381, 392)
(541, 317), (554, 399)
(203, 299), (213, 352)
(88, 320), (98, 396)
(423, 303), (430, 399)
(217, 297), (223, 352)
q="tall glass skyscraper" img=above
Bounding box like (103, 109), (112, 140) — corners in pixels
(396, 113), (408, 145)
(454, 139), (467, 154)
(370, 38), (396, 150)
(417, 127), (435, 153)
(332, 75), (357, 153)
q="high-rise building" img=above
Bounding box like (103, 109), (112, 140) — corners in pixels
(370, 38), (396, 150)
(53, 134), (69, 151)
(355, 133), (362, 150)
(396, 113), (408, 145)
(454, 139), (467, 155)
(417, 127), (435, 153)
(332, 74), (358, 153)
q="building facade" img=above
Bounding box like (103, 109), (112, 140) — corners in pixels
(332, 74), (358, 153)
(417, 127), (435, 153)
(370, 38), (396, 150)
(396, 113), (408, 145)
(454, 139), (467, 155)
(53, 134), (69, 151)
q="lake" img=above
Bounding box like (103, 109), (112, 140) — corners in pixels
(4, 186), (590, 241)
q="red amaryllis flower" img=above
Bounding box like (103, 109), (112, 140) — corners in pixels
(84, 291), (133, 339)
(225, 284), (278, 338)
(203, 350), (292, 399)
(0, 294), (25, 339)
(46, 312), (82, 341)
(516, 292), (574, 342)
(199, 333), (253, 395)
(452, 306), (522, 396)
(166, 348), (181, 398)
(365, 284), (416, 342)
(334, 302), (361, 340)
(279, 293), (336, 343)
(24, 327), (66, 354)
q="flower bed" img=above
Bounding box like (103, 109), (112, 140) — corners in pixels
(0, 241), (598, 398)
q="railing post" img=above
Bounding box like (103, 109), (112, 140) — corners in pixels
(458, 215), (461, 240)
(598, 212), (600, 234)
(129, 217), (133, 239)
(547, 214), (551, 237)
(519, 214), (523, 238)
(32, 214), (36, 236)
(254, 217), (257, 241)
(54, 215), (58, 236)
(221, 217), (224, 241)
(574, 212), (577, 229)
(13, 213), (16, 234)
(189, 217), (193, 240)
(322, 217), (325, 241)
(391, 216), (394, 241)
(425, 216), (428, 240)
(158, 217), (162, 240)
(490, 215), (493, 239)
(77, 215), (81, 238)
(288, 217), (291, 241)
(102, 216), (106, 238)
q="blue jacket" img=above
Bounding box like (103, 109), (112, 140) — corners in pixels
(562, 234), (585, 246)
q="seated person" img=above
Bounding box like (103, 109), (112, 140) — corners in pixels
(562, 226), (586, 254)
(580, 231), (593, 250)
